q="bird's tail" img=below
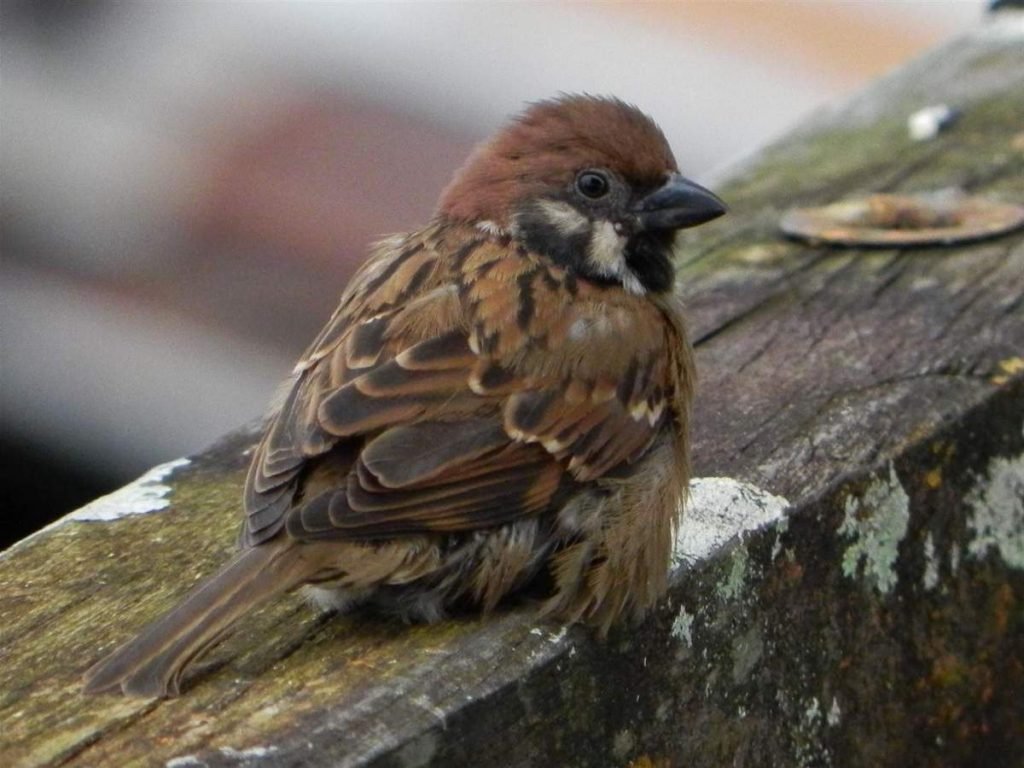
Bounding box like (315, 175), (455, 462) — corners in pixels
(83, 544), (312, 698)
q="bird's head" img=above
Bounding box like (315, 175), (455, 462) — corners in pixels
(438, 94), (726, 295)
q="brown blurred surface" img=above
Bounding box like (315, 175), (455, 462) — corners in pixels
(612, 1), (971, 86)
(181, 96), (473, 352)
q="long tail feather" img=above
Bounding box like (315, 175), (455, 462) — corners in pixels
(83, 545), (309, 698)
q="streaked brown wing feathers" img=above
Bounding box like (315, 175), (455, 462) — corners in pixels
(285, 433), (562, 541)
(243, 229), (453, 544)
(494, 284), (673, 483)
(360, 418), (510, 488)
(246, 224), (678, 547)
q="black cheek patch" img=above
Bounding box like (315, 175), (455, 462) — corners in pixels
(515, 201), (591, 273)
(625, 231), (675, 293)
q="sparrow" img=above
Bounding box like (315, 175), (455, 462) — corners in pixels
(83, 94), (726, 698)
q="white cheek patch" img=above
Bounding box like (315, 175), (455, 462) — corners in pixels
(587, 221), (645, 296)
(588, 220), (624, 269)
(537, 199), (590, 236)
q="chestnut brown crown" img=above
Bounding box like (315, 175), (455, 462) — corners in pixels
(437, 95), (726, 295)
(439, 95), (678, 224)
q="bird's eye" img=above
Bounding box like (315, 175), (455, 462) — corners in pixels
(575, 170), (610, 199)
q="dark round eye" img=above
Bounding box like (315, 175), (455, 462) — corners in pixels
(575, 170), (610, 199)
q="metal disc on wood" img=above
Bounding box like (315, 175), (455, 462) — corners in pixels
(780, 192), (1024, 247)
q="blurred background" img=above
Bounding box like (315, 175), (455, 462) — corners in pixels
(0, 0), (986, 546)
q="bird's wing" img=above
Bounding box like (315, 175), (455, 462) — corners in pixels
(244, 228), (679, 545)
(459, 240), (680, 484)
(243, 226), (465, 544)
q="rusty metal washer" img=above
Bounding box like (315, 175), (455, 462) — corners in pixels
(780, 191), (1024, 247)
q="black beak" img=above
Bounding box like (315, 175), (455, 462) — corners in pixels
(634, 173), (727, 231)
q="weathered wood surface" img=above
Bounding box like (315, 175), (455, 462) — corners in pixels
(3, 15), (1023, 768)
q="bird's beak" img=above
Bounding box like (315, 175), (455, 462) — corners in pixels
(634, 173), (727, 231)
